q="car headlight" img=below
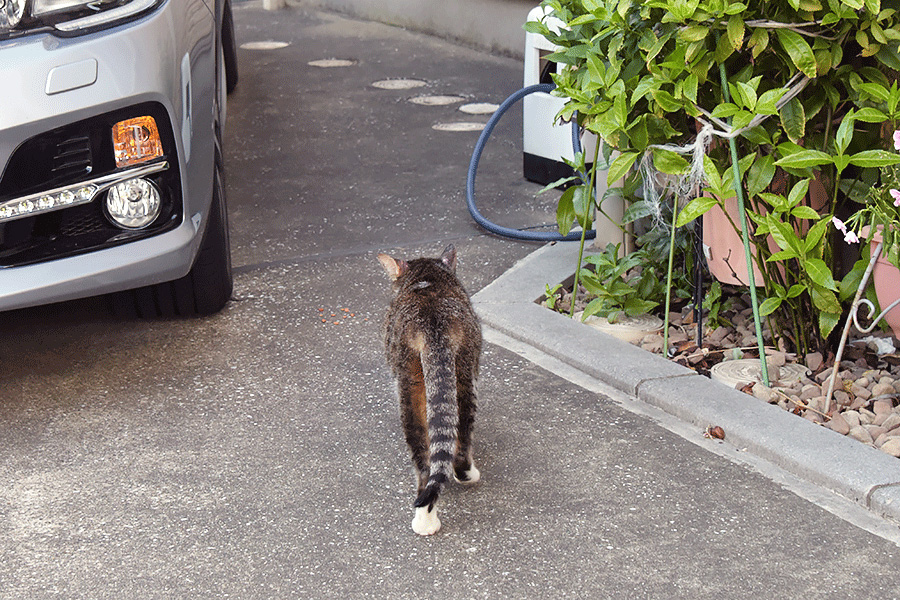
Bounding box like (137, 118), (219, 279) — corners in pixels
(1, 0), (162, 36)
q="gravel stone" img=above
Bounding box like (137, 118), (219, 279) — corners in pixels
(829, 413), (851, 435)
(880, 437), (900, 457)
(849, 426), (874, 444)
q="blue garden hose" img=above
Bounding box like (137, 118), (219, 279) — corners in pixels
(466, 83), (596, 241)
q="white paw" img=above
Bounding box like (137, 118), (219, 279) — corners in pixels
(412, 506), (441, 535)
(457, 464), (481, 484)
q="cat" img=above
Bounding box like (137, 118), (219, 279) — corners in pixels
(377, 244), (482, 535)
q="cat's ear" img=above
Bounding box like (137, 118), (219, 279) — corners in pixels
(440, 244), (457, 272)
(378, 253), (407, 280)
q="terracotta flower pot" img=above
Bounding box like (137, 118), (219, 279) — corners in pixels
(703, 177), (828, 286)
(866, 226), (900, 339)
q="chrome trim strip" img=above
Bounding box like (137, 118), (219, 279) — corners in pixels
(0, 160), (168, 224)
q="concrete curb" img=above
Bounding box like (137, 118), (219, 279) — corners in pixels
(472, 241), (900, 523)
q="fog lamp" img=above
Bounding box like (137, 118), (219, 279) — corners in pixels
(0, 0), (26, 29)
(105, 178), (161, 229)
(112, 116), (163, 168)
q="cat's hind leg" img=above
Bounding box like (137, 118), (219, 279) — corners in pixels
(398, 361), (429, 488)
(453, 357), (480, 485)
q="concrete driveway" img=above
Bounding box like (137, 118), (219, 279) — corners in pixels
(1, 3), (899, 598)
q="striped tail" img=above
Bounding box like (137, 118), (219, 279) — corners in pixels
(414, 340), (458, 511)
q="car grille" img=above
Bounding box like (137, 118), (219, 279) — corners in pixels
(51, 135), (93, 181)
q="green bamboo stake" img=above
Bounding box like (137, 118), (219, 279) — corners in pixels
(662, 192), (679, 356)
(716, 51), (770, 386)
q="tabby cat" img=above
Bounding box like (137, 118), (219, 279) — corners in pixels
(377, 244), (482, 535)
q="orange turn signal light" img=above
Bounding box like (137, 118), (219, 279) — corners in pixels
(112, 116), (163, 168)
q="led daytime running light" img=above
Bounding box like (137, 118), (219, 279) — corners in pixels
(54, 0), (158, 32)
(0, 161), (168, 224)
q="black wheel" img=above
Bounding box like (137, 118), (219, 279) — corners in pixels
(222, 0), (239, 94)
(109, 153), (233, 318)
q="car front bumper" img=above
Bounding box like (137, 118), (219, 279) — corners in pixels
(0, 0), (217, 311)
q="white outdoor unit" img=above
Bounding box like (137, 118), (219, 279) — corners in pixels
(523, 5), (630, 252)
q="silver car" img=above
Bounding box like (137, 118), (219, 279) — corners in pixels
(0, 0), (238, 317)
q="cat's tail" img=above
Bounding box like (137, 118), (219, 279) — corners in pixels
(415, 340), (458, 512)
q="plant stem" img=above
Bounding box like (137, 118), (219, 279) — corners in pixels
(569, 135), (603, 318)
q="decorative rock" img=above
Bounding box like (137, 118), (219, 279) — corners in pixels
(873, 399), (894, 415)
(804, 411), (824, 424)
(813, 396), (830, 412)
(856, 376), (870, 389)
(843, 411), (862, 429)
(850, 384), (871, 401)
(833, 390), (851, 407)
(859, 408), (877, 425)
(865, 425), (887, 441)
(881, 413), (900, 432)
(805, 352), (823, 371)
(708, 325), (730, 344)
(799, 384), (821, 401)
(879, 437), (900, 457)
(849, 426), (874, 444)
(849, 395), (868, 410)
(829, 413), (851, 435)
(752, 382), (779, 403)
(767, 352), (787, 368)
(871, 382), (896, 398)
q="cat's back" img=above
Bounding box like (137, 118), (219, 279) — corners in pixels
(385, 257), (480, 342)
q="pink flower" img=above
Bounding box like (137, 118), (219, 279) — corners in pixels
(832, 216), (847, 234)
(894, 129), (900, 151)
(844, 230), (859, 244)
(891, 188), (900, 207)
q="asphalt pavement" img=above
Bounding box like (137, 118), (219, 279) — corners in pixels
(1, 3), (900, 598)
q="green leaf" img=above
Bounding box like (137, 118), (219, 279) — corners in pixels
(791, 205), (821, 220)
(787, 178), (810, 208)
(711, 103), (740, 118)
(854, 107), (889, 122)
(856, 82), (891, 102)
(805, 257), (838, 291)
(848, 149), (900, 167)
(622, 200), (657, 224)
(727, 14), (744, 51)
(787, 284), (806, 298)
(756, 88), (785, 115)
(573, 185), (594, 229)
(819, 310), (841, 339)
(607, 152), (640, 185)
(675, 195), (717, 227)
(774, 150), (832, 169)
(746, 154), (775, 197)
(680, 25), (709, 42)
(776, 29), (817, 78)
(557, 186), (576, 236)
(779, 97), (806, 142)
(759, 297), (783, 316)
(652, 89), (682, 112)
(652, 148), (691, 174)
(810, 284), (842, 314)
(834, 112), (855, 155)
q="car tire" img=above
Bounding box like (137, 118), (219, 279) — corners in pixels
(109, 151), (233, 318)
(222, 0), (238, 94)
